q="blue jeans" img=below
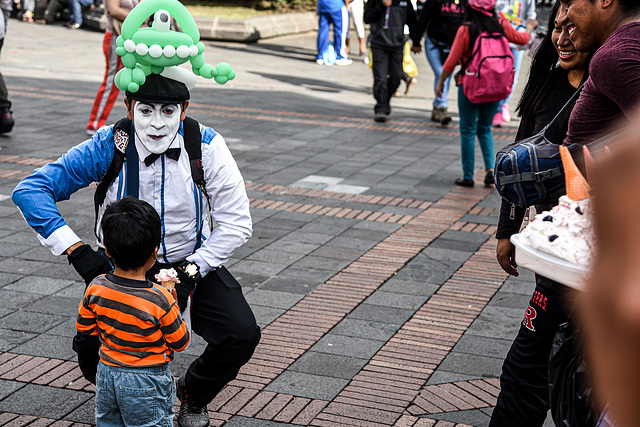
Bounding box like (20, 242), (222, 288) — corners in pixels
(95, 362), (175, 427)
(424, 37), (451, 109)
(458, 85), (499, 180)
(69, 0), (93, 25)
(497, 47), (524, 111)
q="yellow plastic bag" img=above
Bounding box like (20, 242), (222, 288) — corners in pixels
(403, 41), (418, 77)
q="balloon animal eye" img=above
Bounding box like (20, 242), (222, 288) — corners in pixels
(160, 12), (169, 23)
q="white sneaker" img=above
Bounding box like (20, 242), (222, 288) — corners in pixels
(315, 59), (324, 65)
(335, 58), (353, 66)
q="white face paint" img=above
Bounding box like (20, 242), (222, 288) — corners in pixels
(133, 102), (182, 154)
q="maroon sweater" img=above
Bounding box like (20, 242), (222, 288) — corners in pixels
(564, 22), (640, 145)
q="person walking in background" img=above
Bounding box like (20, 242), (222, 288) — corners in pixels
(316, 0), (353, 66)
(412, 0), (466, 125)
(86, 0), (139, 135)
(0, 0), (13, 134)
(436, 0), (535, 187)
(493, 0), (537, 127)
(364, 0), (418, 123)
(346, 0), (367, 57)
(67, 0), (96, 29)
(492, 3), (592, 425)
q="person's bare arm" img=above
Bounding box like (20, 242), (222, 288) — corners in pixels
(579, 123), (640, 426)
(106, 0), (130, 21)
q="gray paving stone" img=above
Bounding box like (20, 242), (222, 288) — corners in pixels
(379, 278), (440, 297)
(64, 395), (96, 424)
(247, 248), (306, 265)
(364, 290), (429, 310)
(0, 379), (26, 400)
(292, 255), (350, 271)
(0, 258), (57, 276)
(277, 266), (335, 283)
(47, 318), (78, 338)
(229, 259), (287, 277)
(324, 236), (377, 251)
(460, 213), (499, 226)
(231, 272), (271, 289)
(24, 295), (79, 316)
(348, 303), (415, 325)
(466, 317), (521, 342)
(265, 239), (320, 255)
(0, 328), (38, 351)
(0, 289), (44, 309)
(309, 245), (364, 262)
(436, 351), (504, 378)
(428, 234), (489, 253)
(290, 351), (368, 379)
(265, 371), (349, 401)
(452, 335), (513, 360)
(244, 289), (304, 310)
(251, 305), (285, 329)
(331, 318), (401, 342)
(3, 276), (75, 295)
(280, 230), (334, 245)
(489, 292), (531, 310)
(311, 334), (385, 359)
(11, 333), (78, 360)
(0, 310), (68, 334)
(258, 276), (321, 295)
(427, 409), (492, 425)
(440, 229), (492, 243)
(0, 384), (93, 418)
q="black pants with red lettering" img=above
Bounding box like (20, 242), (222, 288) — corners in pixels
(371, 45), (403, 114)
(489, 276), (574, 427)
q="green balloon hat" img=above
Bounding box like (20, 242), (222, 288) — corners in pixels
(114, 0), (235, 93)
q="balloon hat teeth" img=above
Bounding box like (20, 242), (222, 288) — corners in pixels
(113, 0), (235, 93)
(560, 145), (591, 201)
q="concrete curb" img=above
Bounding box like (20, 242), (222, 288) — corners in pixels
(83, 10), (318, 42)
(196, 12), (317, 42)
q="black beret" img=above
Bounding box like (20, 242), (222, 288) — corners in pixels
(125, 73), (190, 104)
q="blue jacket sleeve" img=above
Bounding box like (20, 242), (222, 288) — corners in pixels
(12, 127), (115, 240)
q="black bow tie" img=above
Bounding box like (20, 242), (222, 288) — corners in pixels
(143, 148), (181, 167)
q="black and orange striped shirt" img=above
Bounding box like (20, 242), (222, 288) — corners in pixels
(76, 273), (190, 368)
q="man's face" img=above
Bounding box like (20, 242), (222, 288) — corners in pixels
(131, 102), (183, 154)
(558, 0), (605, 52)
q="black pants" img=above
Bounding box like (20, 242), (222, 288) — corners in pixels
(75, 265), (260, 407)
(371, 45), (403, 114)
(489, 276), (574, 426)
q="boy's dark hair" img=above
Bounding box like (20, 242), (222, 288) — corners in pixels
(101, 196), (161, 271)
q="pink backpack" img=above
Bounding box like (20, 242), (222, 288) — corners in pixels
(462, 28), (515, 104)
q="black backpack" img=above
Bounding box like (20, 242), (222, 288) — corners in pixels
(93, 116), (212, 239)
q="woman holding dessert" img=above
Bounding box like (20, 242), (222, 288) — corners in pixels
(491, 2), (594, 425)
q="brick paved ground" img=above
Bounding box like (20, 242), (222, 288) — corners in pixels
(0, 14), (555, 427)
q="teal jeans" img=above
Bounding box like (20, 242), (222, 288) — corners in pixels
(457, 85), (499, 180)
(95, 361), (175, 427)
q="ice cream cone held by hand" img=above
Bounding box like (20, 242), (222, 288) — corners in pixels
(560, 145), (590, 201)
(155, 268), (180, 290)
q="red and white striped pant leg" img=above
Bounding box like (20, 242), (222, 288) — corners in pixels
(87, 31), (123, 133)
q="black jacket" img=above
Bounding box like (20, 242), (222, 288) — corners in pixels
(413, 0), (467, 47)
(364, 0), (418, 49)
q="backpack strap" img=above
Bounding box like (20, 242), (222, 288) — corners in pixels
(93, 118), (131, 237)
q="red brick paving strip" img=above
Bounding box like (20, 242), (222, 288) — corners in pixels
(319, 238), (509, 424)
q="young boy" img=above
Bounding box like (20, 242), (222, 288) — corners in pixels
(75, 196), (190, 426)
